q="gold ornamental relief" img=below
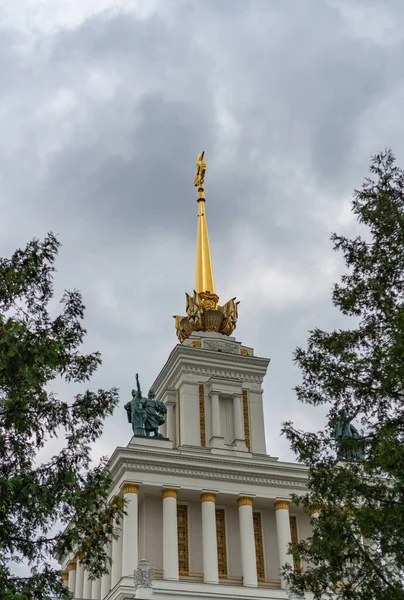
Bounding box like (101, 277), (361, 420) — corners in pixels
(174, 292), (239, 343)
(237, 496), (253, 507)
(216, 508), (228, 576)
(274, 500), (290, 511)
(122, 483), (139, 495)
(67, 562), (77, 572)
(199, 384), (206, 447)
(289, 515), (301, 571)
(177, 504), (189, 574)
(62, 572), (69, 581)
(242, 390), (251, 452)
(253, 512), (265, 580)
(162, 488), (178, 499)
(177, 389), (181, 446)
(200, 492), (216, 503)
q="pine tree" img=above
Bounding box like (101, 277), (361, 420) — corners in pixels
(282, 150), (404, 599)
(0, 234), (124, 599)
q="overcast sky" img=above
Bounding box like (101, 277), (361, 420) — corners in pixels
(2, 0), (404, 464)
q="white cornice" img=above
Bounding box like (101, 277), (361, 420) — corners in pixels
(152, 344), (270, 397)
(107, 446), (308, 491)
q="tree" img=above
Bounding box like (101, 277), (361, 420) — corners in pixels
(0, 234), (124, 599)
(282, 150), (404, 599)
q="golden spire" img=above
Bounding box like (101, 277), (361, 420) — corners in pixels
(194, 151), (216, 294)
(173, 151), (239, 343)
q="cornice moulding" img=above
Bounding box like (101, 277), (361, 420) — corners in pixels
(152, 344), (270, 397)
(107, 447), (308, 491)
(112, 459), (308, 490)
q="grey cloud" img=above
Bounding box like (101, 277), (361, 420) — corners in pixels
(1, 0), (404, 464)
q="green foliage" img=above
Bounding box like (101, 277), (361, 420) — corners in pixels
(0, 234), (124, 599)
(282, 150), (404, 599)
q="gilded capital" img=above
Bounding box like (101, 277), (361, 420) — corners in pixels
(162, 488), (178, 499)
(122, 483), (140, 495)
(237, 496), (253, 507)
(200, 492), (216, 503)
(309, 505), (322, 515)
(62, 572), (69, 581)
(274, 500), (290, 511)
(67, 562), (77, 572)
(112, 495), (124, 509)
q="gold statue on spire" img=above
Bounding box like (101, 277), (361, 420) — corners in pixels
(194, 151), (207, 199)
(173, 152), (240, 343)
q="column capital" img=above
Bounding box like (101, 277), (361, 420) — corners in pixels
(237, 496), (254, 508)
(162, 488), (178, 499)
(62, 572), (69, 581)
(200, 492), (216, 503)
(274, 499), (290, 511)
(122, 483), (140, 495)
(67, 562), (77, 571)
(112, 495), (124, 509)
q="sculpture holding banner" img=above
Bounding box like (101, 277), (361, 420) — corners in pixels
(124, 374), (167, 439)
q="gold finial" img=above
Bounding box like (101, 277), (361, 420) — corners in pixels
(173, 152), (240, 343)
(194, 151), (216, 295)
(194, 151), (207, 201)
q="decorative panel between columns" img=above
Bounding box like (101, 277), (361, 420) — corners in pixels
(177, 504), (189, 574)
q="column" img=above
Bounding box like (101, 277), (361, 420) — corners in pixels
(233, 394), (247, 449)
(62, 571), (69, 589)
(67, 562), (76, 596)
(166, 402), (176, 443)
(111, 519), (123, 587)
(200, 492), (219, 584)
(274, 499), (293, 588)
(237, 496), (257, 587)
(122, 483), (140, 577)
(75, 556), (85, 598)
(82, 569), (92, 599)
(91, 578), (101, 600)
(100, 542), (112, 600)
(162, 488), (179, 580)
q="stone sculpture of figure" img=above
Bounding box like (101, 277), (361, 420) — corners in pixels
(124, 374), (166, 438)
(331, 408), (365, 461)
(144, 389), (167, 438)
(124, 374), (147, 436)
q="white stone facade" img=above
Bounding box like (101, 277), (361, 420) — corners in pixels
(61, 332), (314, 600)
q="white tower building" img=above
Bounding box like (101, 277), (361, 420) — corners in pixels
(61, 153), (313, 599)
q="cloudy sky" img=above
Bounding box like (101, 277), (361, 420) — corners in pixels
(2, 0), (404, 464)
